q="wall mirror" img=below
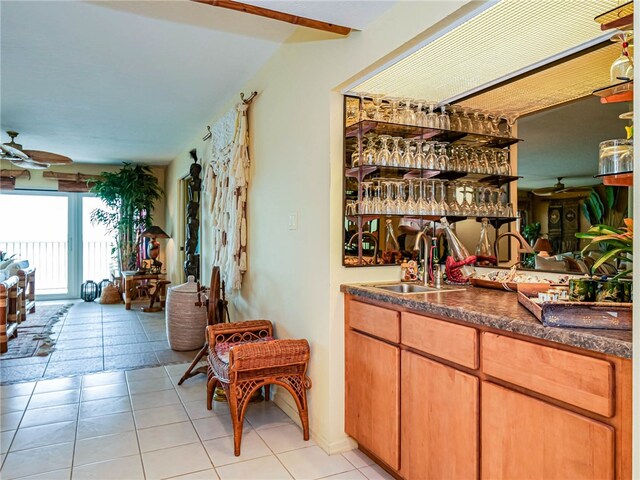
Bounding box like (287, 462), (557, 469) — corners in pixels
(343, 39), (633, 275)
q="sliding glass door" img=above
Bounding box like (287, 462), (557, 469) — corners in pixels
(0, 191), (114, 299)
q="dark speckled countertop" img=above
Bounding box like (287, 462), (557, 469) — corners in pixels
(341, 283), (632, 359)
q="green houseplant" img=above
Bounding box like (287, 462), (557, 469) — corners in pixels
(575, 218), (632, 280)
(90, 163), (163, 273)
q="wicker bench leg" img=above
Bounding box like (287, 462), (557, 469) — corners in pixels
(206, 367), (219, 410)
(277, 375), (311, 441)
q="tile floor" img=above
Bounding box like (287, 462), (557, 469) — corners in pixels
(1, 301), (200, 384)
(0, 363), (391, 480)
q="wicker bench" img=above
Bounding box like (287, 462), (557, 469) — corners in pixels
(0, 276), (20, 353)
(207, 320), (311, 456)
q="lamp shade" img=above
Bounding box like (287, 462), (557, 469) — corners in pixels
(141, 226), (170, 239)
(533, 237), (553, 254)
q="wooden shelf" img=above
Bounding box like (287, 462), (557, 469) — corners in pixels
(345, 165), (520, 186)
(593, 80), (633, 104)
(346, 214), (517, 227)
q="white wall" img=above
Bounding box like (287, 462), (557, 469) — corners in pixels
(165, 0), (529, 453)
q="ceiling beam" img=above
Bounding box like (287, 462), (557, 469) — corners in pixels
(191, 0), (351, 35)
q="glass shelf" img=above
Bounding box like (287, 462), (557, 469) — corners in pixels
(594, 1), (633, 31)
(345, 165), (520, 186)
(346, 214), (517, 228)
(345, 120), (521, 149)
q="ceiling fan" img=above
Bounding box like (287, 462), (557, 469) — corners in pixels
(0, 131), (72, 170)
(531, 177), (594, 197)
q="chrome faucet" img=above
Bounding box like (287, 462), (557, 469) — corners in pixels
(413, 231), (431, 286)
(494, 231), (535, 261)
(347, 232), (379, 264)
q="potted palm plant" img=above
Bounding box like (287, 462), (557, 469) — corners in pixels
(90, 163), (163, 274)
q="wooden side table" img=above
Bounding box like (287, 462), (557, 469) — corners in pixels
(122, 273), (167, 310)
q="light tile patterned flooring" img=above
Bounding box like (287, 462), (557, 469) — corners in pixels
(0, 302), (392, 480)
(1, 301), (200, 384)
(0, 363), (391, 480)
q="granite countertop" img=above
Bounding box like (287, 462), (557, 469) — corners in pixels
(341, 283), (632, 359)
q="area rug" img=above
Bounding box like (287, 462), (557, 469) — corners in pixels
(0, 303), (72, 360)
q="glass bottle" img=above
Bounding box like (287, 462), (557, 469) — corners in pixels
(475, 218), (493, 265)
(441, 217), (475, 277)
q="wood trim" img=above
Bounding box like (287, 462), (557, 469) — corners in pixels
(191, 0), (352, 35)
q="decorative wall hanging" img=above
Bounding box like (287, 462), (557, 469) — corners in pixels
(185, 149), (202, 281)
(204, 91), (256, 292)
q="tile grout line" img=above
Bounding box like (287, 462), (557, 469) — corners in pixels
(124, 369), (148, 480)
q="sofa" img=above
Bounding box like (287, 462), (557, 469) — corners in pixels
(0, 260), (36, 318)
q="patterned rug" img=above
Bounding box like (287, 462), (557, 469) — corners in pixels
(0, 303), (72, 360)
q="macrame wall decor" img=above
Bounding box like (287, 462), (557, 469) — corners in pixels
(185, 149), (202, 281)
(204, 92), (255, 293)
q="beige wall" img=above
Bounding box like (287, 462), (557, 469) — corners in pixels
(165, 0), (475, 453)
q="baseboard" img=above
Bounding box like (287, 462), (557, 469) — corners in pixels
(272, 389), (357, 455)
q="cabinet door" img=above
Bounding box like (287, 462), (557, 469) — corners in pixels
(345, 329), (400, 470)
(482, 382), (614, 480)
(401, 351), (479, 480)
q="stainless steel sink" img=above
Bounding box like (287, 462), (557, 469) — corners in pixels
(371, 283), (465, 294)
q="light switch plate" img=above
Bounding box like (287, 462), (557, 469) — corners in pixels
(288, 211), (298, 230)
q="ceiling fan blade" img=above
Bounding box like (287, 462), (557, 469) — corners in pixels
(1, 144), (29, 161)
(531, 187), (558, 196)
(23, 150), (72, 165)
(9, 158), (50, 170)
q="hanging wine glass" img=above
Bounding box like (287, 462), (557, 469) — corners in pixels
(377, 135), (391, 166)
(390, 137), (402, 167)
(361, 181), (373, 214)
(371, 94), (386, 121)
(468, 149), (480, 173)
(610, 32), (634, 83)
(394, 181), (406, 214)
(447, 182), (461, 216)
(460, 182), (472, 215)
(351, 139), (361, 167)
(424, 141), (438, 170)
(438, 104), (451, 130)
(426, 102), (439, 128)
(382, 180), (395, 214)
(436, 143), (450, 170)
(372, 182), (382, 214)
(414, 139), (426, 169)
(436, 180), (449, 215)
(449, 105), (463, 131)
(417, 179), (429, 215)
(459, 107), (473, 132)
(401, 99), (416, 125)
(362, 133), (378, 166)
(415, 100), (428, 127)
(387, 97), (402, 124)
(405, 180), (418, 215)
(471, 110), (484, 134)
(502, 113), (519, 138)
(401, 139), (414, 168)
(426, 180), (437, 215)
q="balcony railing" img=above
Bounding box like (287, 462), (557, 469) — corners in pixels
(0, 240), (114, 295)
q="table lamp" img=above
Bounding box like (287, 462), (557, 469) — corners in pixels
(533, 237), (553, 257)
(141, 226), (170, 273)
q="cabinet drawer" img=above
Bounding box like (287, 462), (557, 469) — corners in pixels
(347, 300), (399, 343)
(482, 333), (614, 417)
(402, 312), (478, 369)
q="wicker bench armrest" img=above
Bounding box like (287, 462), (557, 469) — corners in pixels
(207, 320), (273, 347)
(228, 339), (310, 372)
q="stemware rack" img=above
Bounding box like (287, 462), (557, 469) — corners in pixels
(342, 95), (523, 267)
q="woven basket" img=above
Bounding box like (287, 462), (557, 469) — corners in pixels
(166, 276), (207, 351)
(99, 284), (122, 304)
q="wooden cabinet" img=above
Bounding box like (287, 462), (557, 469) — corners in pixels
(482, 382), (615, 480)
(343, 295), (630, 480)
(401, 351), (478, 480)
(345, 329), (400, 470)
